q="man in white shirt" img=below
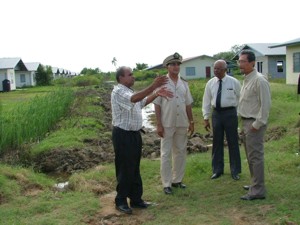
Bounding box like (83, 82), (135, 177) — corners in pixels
(202, 59), (242, 180)
(153, 52), (194, 195)
(238, 50), (271, 201)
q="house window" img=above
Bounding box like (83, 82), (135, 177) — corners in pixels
(257, 62), (263, 73)
(186, 67), (196, 76)
(293, 52), (300, 72)
(277, 61), (283, 72)
(20, 74), (26, 83)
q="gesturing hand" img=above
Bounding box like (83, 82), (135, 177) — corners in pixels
(152, 75), (169, 89)
(155, 87), (173, 99)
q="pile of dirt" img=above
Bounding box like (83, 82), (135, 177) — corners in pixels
(265, 126), (287, 142)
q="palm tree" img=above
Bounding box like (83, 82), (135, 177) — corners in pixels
(112, 57), (117, 68)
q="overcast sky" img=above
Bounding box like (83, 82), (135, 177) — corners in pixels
(1, 0), (298, 73)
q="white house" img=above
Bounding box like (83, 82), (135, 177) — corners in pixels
(270, 38), (300, 85)
(180, 55), (217, 80)
(15, 62), (40, 88)
(0, 57), (28, 91)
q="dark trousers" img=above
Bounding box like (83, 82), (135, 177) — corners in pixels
(212, 108), (241, 175)
(112, 126), (143, 206)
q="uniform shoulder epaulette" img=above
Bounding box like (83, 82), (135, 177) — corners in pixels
(180, 77), (187, 82)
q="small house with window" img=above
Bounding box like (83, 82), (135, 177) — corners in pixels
(0, 57), (28, 91)
(15, 62), (40, 88)
(179, 55), (217, 80)
(269, 37), (300, 85)
(233, 43), (286, 79)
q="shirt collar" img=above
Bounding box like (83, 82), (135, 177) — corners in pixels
(117, 83), (134, 92)
(244, 68), (257, 81)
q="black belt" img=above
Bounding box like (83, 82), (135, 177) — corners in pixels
(113, 126), (145, 134)
(214, 107), (235, 112)
(241, 117), (255, 120)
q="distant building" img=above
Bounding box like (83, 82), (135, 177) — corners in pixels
(0, 57), (28, 91)
(270, 37), (300, 85)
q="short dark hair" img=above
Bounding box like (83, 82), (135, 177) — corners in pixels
(115, 66), (127, 82)
(240, 49), (256, 62)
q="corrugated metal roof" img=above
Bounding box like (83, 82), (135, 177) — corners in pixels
(243, 43), (286, 55)
(269, 37), (300, 48)
(0, 57), (22, 69)
(182, 54), (216, 62)
(24, 62), (40, 71)
(0, 57), (28, 71)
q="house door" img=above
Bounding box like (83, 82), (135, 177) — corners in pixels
(205, 67), (211, 78)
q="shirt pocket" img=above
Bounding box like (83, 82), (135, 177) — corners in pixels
(226, 89), (236, 100)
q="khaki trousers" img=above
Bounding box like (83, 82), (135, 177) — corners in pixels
(242, 119), (267, 197)
(160, 127), (188, 187)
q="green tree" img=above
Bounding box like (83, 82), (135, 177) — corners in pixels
(133, 63), (148, 71)
(213, 51), (235, 61)
(35, 65), (53, 86)
(112, 57), (117, 69)
(80, 68), (101, 75)
(213, 45), (243, 61)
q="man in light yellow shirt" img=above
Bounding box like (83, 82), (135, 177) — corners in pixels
(238, 50), (271, 201)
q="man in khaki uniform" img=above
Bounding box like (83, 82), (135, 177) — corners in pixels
(153, 52), (194, 195)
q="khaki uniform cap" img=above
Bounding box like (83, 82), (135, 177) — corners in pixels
(163, 52), (182, 67)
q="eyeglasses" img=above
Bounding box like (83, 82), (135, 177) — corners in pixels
(237, 60), (249, 64)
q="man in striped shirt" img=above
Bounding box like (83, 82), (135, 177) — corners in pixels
(111, 66), (173, 214)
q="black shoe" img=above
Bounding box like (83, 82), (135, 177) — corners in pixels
(171, 182), (186, 189)
(231, 174), (240, 180)
(163, 187), (172, 194)
(243, 185), (250, 190)
(115, 204), (132, 214)
(240, 194), (265, 201)
(130, 201), (150, 209)
(211, 173), (223, 179)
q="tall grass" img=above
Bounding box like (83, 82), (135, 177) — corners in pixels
(0, 88), (74, 153)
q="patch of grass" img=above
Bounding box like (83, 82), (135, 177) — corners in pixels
(0, 191), (99, 225)
(29, 127), (98, 156)
(1, 80), (300, 224)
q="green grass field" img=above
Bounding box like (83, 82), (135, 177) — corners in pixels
(0, 80), (300, 225)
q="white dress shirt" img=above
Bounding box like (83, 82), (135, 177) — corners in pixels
(202, 74), (241, 120)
